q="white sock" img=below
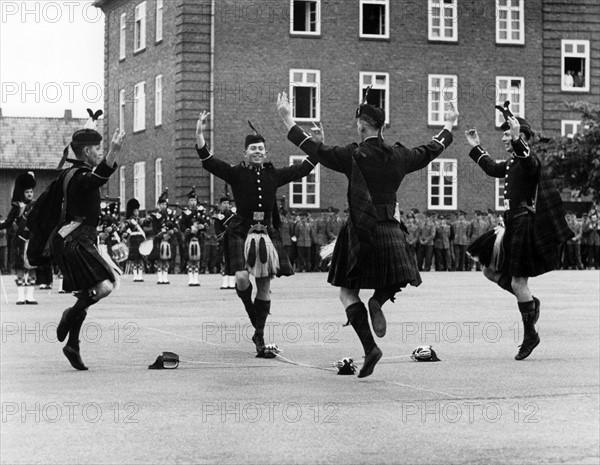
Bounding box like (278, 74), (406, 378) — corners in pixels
(221, 275), (228, 288)
(17, 286), (25, 302)
(25, 286), (35, 301)
(57, 278), (63, 292)
(188, 272), (193, 285)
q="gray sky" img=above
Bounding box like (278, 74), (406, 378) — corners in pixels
(0, 0), (104, 118)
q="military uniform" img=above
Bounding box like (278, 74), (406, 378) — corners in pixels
(466, 113), (572, 361)
(284, 99), (454, 378)
(0, 172), (37, 304)
(122, 198), (146, 281)
(179, 191), (207, 286)
(148, 192), (178, 284)
(195, 145), (317, 277)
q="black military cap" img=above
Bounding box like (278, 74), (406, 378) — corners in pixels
(459, 210), (467, 216)
(158, 189), (169, 204)
(126, 198), (140, 218)
(356, 104), (385, 129)
(487, 208), (495, 214)
(245, 120), (265, 149)
(219, 196), (230, 203)
(187, 187), (197, 199)
(12, 171), (36, 202)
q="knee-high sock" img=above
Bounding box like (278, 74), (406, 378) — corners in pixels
(58, 293), (97, 342)
(25, 285), (35, 301)
(518, 300), (537, 336)
(67, 310), (87, 349)
(17, 285), (25, 302)
(346, 302), (376, 355)
(236, 283), (255, 327)
(253, 299), (271, 336)
(497, 274), (515, 295)
(371, 287), (397, 307)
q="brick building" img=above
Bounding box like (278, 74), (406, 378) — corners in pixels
(93, 0), (598, 215)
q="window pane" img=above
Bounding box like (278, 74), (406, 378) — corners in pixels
(362, 4), (384, 35)
(293, 1), (308, 31)
(294, 86), (312, 118)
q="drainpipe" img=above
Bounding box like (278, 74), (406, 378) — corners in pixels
(209, 0), (215, 205)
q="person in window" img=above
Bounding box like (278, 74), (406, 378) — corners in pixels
(465, 113), (573, 360)
(195, 111), (318, 358)
(563, 70), (574, 88)
(277, 92), (458, 377)
(573, 71), (585, 88)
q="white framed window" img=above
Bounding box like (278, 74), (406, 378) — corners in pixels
(289, 156), (320, 208)
(290, 0), (320, 35)
(428, 0), (457, 41)
(561, 120), (581, 138)
(428, 74), (458, 126)
(155, 158), (163, 205)
(134, 1), (146, 53)
(119, 12), (126, 60)
(155, 75), (162, 127)
(155, 0), (163, 43)
(495, 77), (524, 127)
(561, 40), (590, 92)
(289, 69), (320, 122)
(133, 161), (146, 211)
(428, 159), (457, 210)
(359, 72), (390, 125)
(133, 81), (146, 132)
(119, 89), (125, 131)
(495, 178), (506, 211)
(119, 166), (126, 212)
(360, 0), (389, 39)
(496, 0), (524, 45)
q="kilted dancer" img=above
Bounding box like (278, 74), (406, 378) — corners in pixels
(195, 111), (318, 357)
(0, 172), (38, 304)
(465, 106), (573, 360)
(277, 92), (459, 377)
(52, 113), (126, 371)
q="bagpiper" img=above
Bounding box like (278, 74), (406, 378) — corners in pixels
(0, 172), (37, 304)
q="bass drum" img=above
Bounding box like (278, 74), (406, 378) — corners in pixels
(139, 239), (154, 257)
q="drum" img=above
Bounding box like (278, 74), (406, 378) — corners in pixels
(139, 239), (154, 256)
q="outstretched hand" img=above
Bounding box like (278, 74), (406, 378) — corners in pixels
(106, 128), (126, 165)
(310, 122), (324, 144)
(444, 102), (459, 127)
(506, 116), (521, 141)
(465, 128), (480, 147)
(196, 111), (210, 147)
(277, 92), (295, 130)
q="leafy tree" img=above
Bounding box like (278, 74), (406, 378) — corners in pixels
(537, 101), (600, 202)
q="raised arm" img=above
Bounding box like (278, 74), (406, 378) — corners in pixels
(195, 111), (238, 185)
(277, 92), (354, 173)
(403, 103), (459, 173)
(465, 128), (507, 178)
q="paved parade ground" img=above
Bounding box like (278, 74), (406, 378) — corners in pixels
(1, 270), (599, 465)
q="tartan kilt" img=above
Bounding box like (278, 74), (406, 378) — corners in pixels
(468, 211), (559, 277)
(51, 225), (115, 292)
(328, 221), (422, 289)
(127, 234), (144, 261)
(225, 220), (293, 277)
(10, 236), (28, 271)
